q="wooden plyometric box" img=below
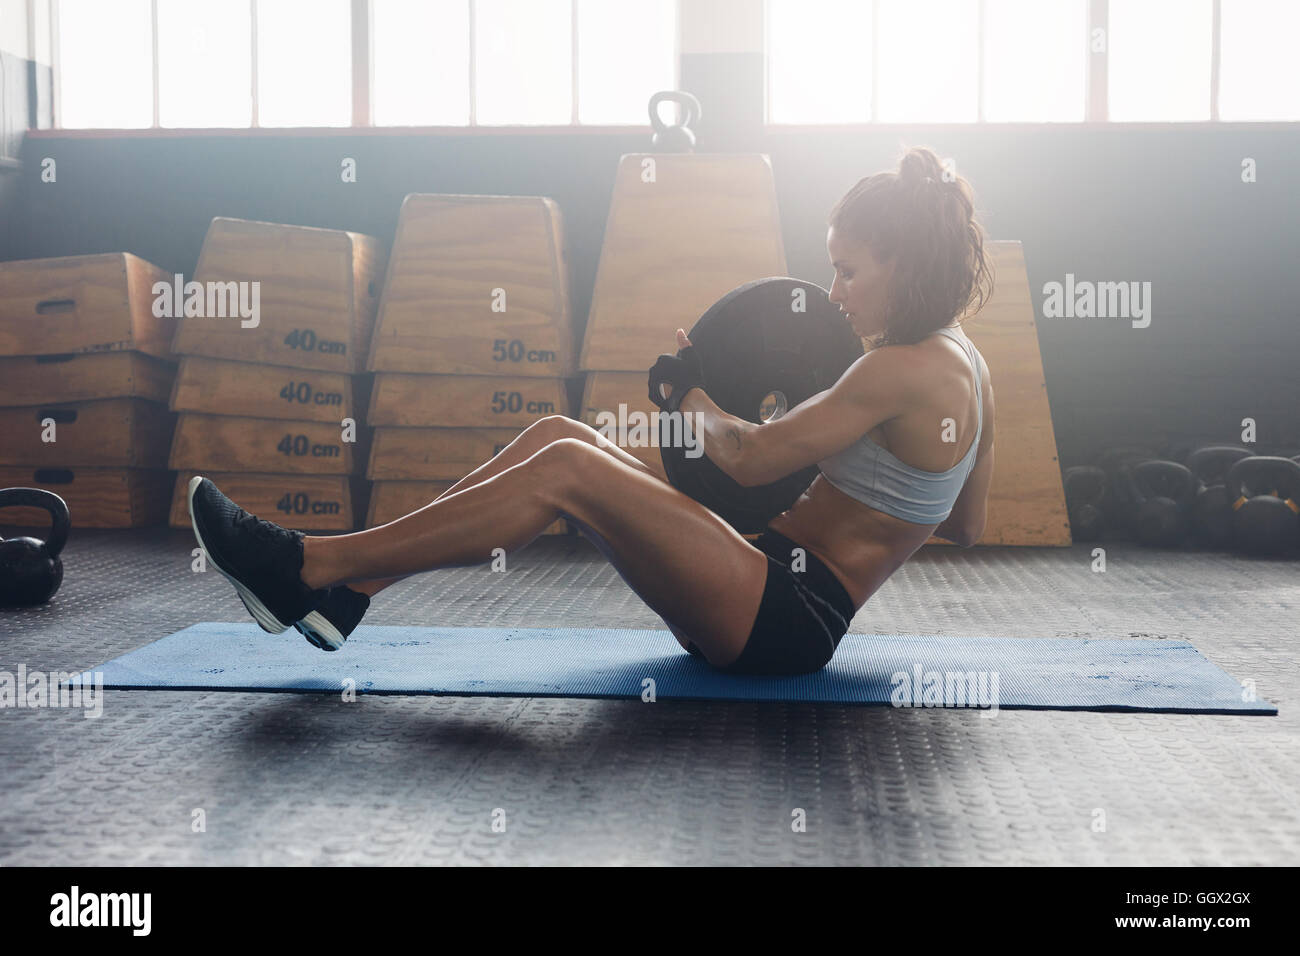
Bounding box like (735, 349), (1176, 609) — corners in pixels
(169, 471), (365, 532)
(0, 466), (171, 528)
(927, 240), (1069, 547)
(171, 217), (385, 374)
(579, 371), (659, 425)
(368, 373), (569, 428)
(581, 154), (786, 372)
(168, 413), (368, 475)
(0, 351), (176, 406)
(170, 356), (364, 423)
(366, 479), (566, 536)
(368, 426), (523, 481)
(0, 398), (175, 468)
(0, 253), (174, 358)
(369, 194), (575, 377)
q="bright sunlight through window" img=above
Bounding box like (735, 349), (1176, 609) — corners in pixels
(1218, 0), (1300, 121)
(576, 0), (675, 125)
(768, 0), (873, 123)
(57, 0), (152, 128)
(256, 0), (352, 127)
(475, 0), (572, 125)
(157, 0), (253, 128)
(373, 0), (472, 125)
(983, 0), (1086, 122)
(1107, 0), (1213, 121)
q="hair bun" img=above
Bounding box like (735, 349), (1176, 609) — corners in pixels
(899, 146), (946, 187)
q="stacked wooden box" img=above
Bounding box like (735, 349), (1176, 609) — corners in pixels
(0, 253), (177, 527)
(364, 194), (575, 534)
(165, 217), (385, 532)
(579, 154), (788, 479)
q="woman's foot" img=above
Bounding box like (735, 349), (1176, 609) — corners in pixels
(187, 476), (318, 633)
(294, 586), (370, 652)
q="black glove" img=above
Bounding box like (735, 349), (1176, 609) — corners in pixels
(647, 347), (704, 413)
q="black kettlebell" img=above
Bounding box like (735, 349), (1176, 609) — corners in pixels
(1063, 466), (1107, 542)
(1186, 445), (1252, 550)
(0, 487), (70, 606)
(1118, 460), (1195, 547)
(648, 90), (702, 153)
(1223, 456), (1300, 557)
(1096, 446), (1158, 533)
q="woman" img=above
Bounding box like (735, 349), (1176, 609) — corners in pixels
(188, 145), (995, 676)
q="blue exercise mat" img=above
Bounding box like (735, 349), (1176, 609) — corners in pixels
(68, 623), (1275, 714)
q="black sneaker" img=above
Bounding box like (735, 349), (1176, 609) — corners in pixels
(187, 476), (316, 634)
(295, 586), (370, 652)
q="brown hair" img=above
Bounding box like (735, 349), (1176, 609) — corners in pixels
(829, 146), (993, 347)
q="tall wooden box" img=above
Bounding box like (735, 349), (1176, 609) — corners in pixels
(170, 217), (385, 374)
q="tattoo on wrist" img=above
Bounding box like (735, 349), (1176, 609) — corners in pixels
(725, 427), (743, 451)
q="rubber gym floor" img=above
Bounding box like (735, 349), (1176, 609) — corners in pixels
(1, 526), (1295, 866)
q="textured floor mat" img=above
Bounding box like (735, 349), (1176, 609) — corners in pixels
(69, 622), (1277, 714)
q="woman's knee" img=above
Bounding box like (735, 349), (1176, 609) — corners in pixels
(531, 436), (601, 485)
(507, 416), (586, 461)
(522, 415), (572, 446)
(534, 414), (618, 452)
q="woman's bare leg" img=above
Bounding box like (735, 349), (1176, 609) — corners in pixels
(300, 436), (767, 666)
(345, 416), (660, 598)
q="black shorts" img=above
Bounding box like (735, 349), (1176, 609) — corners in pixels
(684, 529), (856, 676)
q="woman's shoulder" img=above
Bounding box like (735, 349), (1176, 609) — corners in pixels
(920, 325), (988, 378)
(868, 326), (970, 372)
(880, 326), (991, 413)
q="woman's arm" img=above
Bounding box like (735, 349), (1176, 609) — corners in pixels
(932, 515), (974, 547)
(674, 388), (758, 481)
(676, 347), (916, 488)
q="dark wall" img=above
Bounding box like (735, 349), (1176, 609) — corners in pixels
(1, 48), (52, 266)
(2, 120), (1298, 465)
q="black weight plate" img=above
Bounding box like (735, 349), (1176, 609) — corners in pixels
(659, 277), (862, 533)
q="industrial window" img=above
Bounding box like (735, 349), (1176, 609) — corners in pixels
(767, 0), (1298, 124)
(53, 0), (677, 130)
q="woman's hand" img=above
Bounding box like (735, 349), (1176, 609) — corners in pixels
(647, 329), (703, 412)
(661, 330), (694, 403)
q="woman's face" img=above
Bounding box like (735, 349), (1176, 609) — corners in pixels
(826, 226), (895, 339)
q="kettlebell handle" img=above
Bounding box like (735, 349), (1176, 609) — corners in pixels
(1186, 445), (1251, 486)
(649, 90), (702, 134)
(1224, 456), (1300, 503)
(0, 487), (70, 557)
(1132, 459), (1195, 505)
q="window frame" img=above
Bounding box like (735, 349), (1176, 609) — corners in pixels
(763, 0), (1298, 128)
(43, 0), (1298, 134)
(49, 0), (680, 133)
